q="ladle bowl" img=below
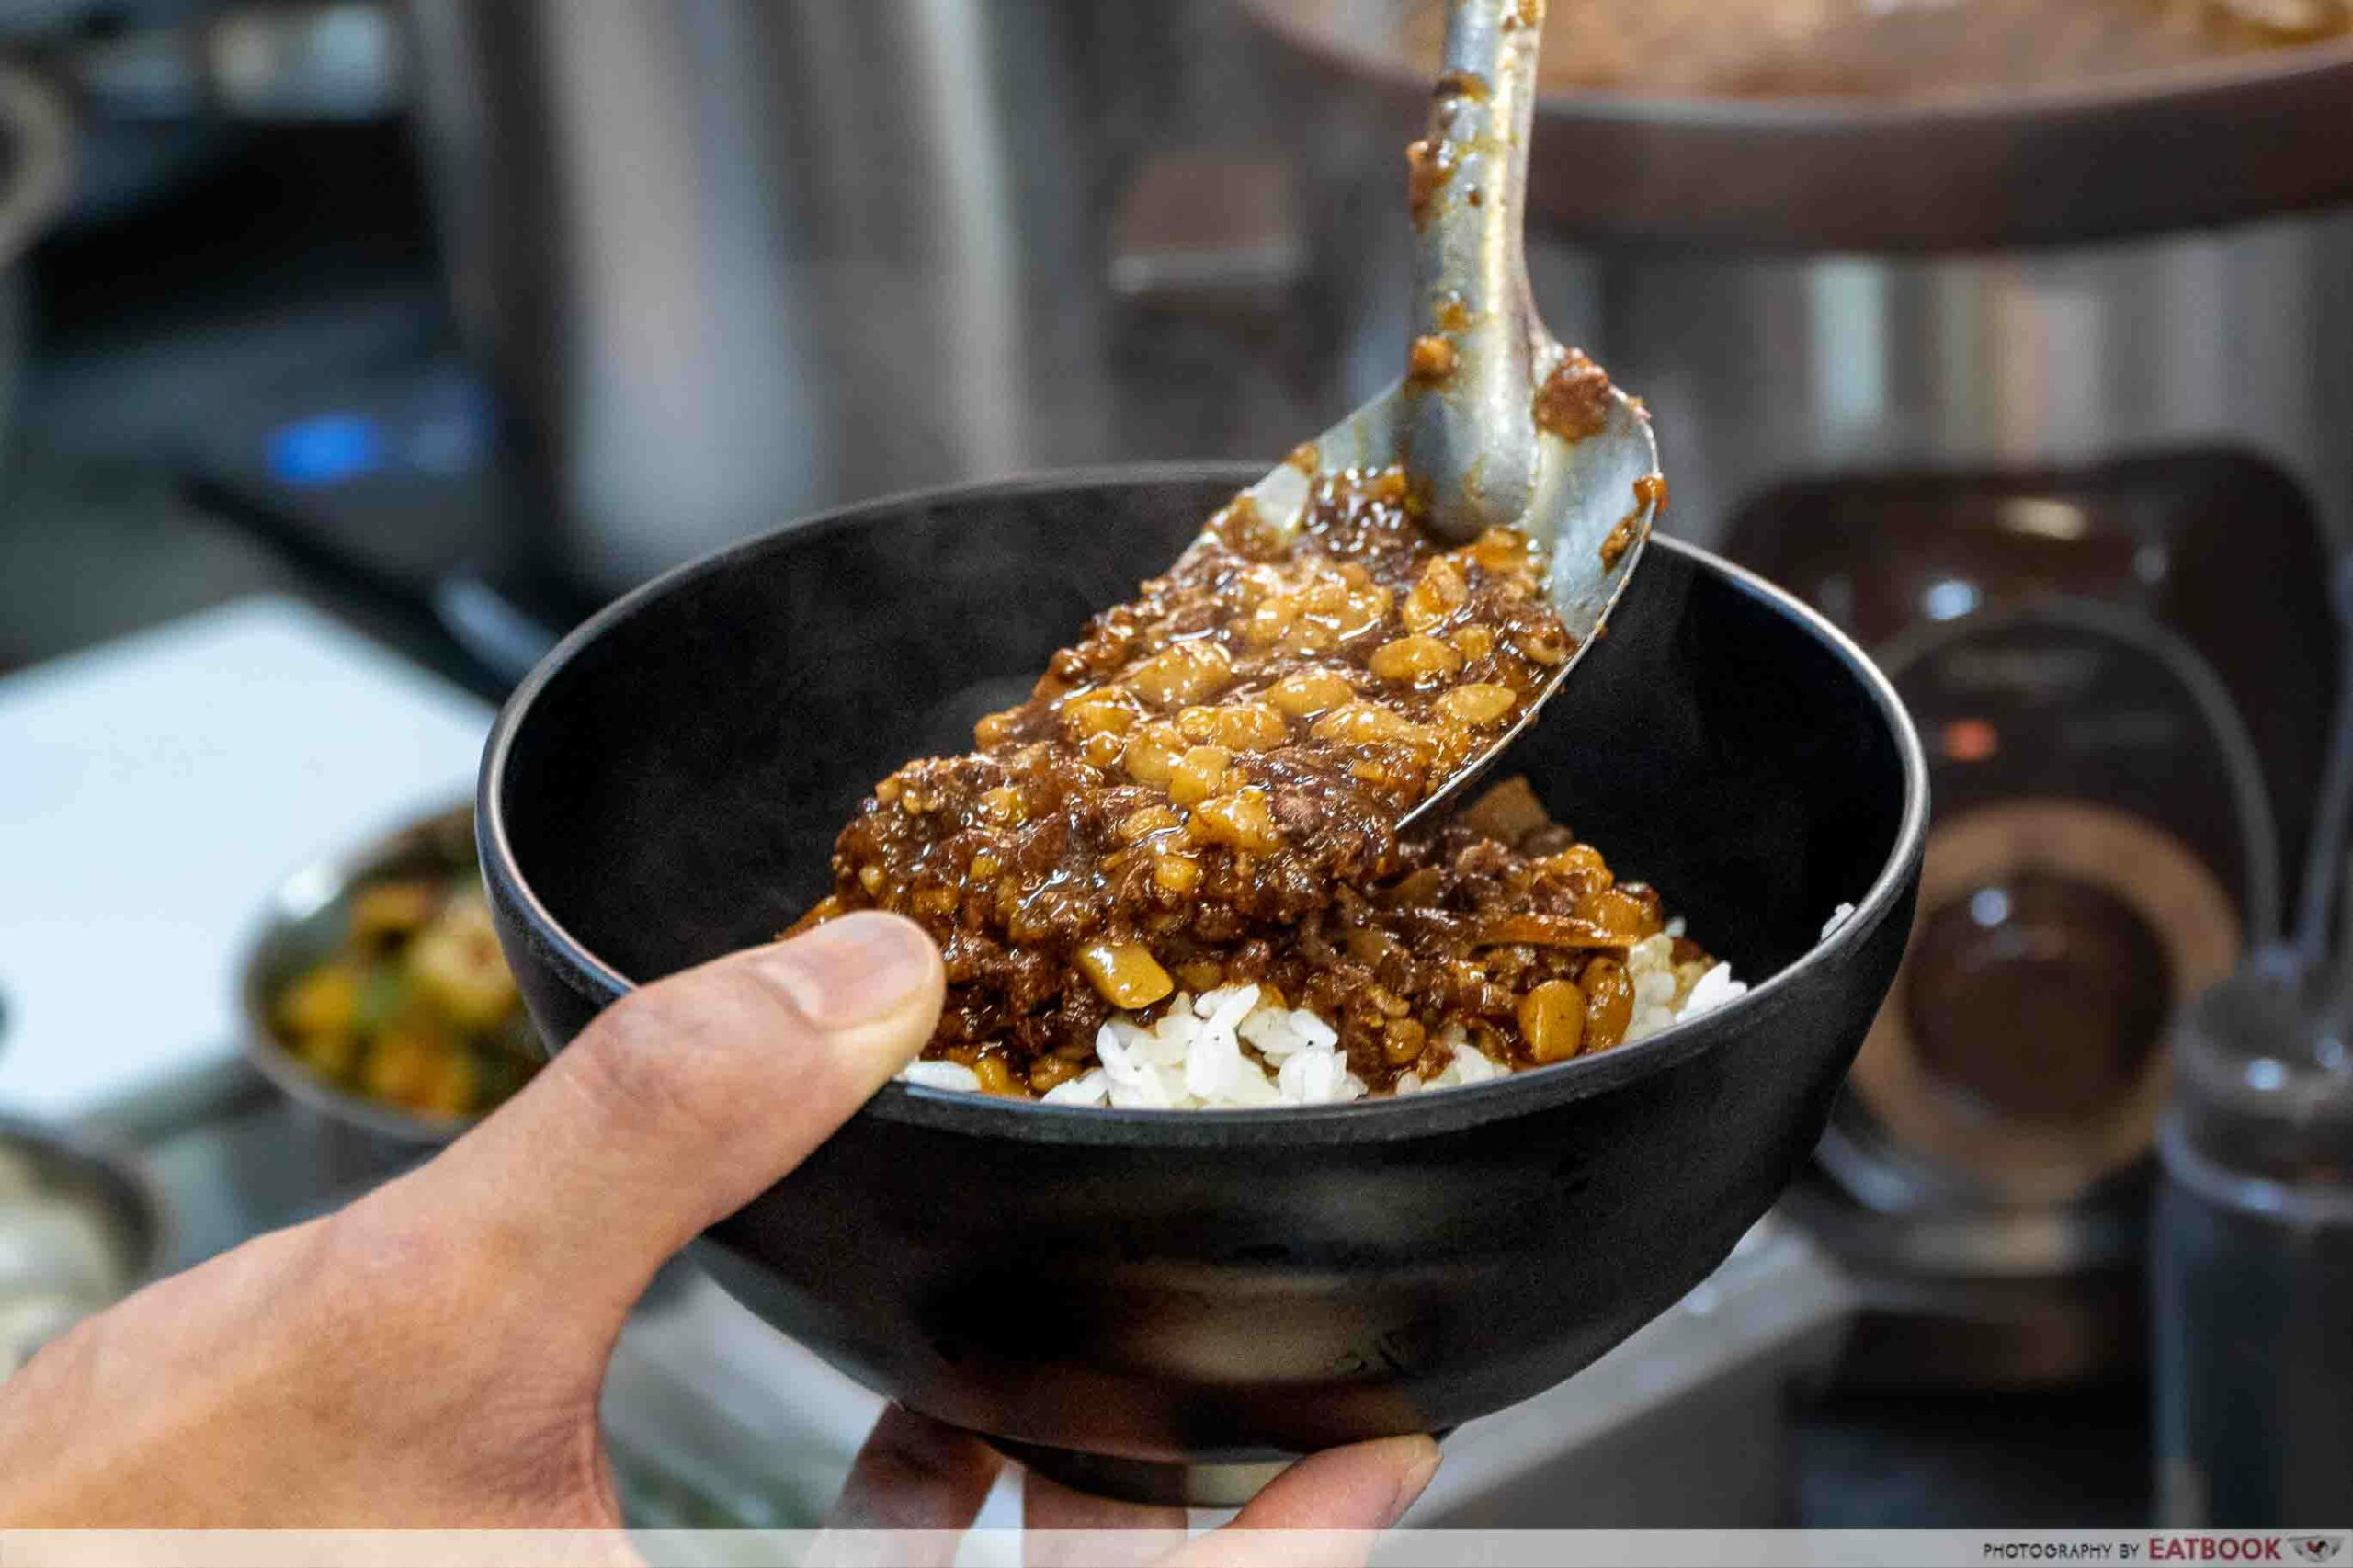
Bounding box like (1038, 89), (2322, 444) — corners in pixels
(478, 466), (1927, 1506)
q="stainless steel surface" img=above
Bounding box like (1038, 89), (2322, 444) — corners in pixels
(1293, 62), (2353, 549)
(1231, 0), (1661, 830)
(1401, 0), (1556, 543)
(235, 801), (495, 1146)
(1777, 1164), (2152, 1392)
(408, 0), (1143, 596)
(1408, 1215), (1854, 1527)
(1246, 0), (2353, 251)
(0, 1114), (163, 1375)
(1784, 1174), (2143, 1282)
(1572, 215), (2353, 551)
(1312, 211), (2353, 552)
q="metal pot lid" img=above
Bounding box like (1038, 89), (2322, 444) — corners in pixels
(1245, 0), (2353, 251)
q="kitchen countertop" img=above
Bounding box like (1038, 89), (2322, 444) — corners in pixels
(1797, 1382), (2152, 1528)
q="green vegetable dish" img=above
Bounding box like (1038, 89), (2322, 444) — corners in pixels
(270, 819), (541, 1120)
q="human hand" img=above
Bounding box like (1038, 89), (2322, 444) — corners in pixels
(819, 1403), (1437, 1568)
(0, 911), (1438, 1551)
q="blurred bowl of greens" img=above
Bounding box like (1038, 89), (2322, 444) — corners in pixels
(240, 803), (543, 1143)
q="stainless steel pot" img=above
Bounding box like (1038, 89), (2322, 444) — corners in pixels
(1247, 0), (2353, 251)
(404, 0), (1353, 601)
(409, 2), (1156, 596)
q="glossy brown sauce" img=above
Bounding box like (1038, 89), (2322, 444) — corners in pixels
(799, 461), (1701, 1097)
(1533, 349), (1614, 442)
(1408, 335), (1461, 384)
(1404, 135), (1458, 226)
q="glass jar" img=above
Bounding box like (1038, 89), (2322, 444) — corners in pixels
(2153, 956), (2353, 1525)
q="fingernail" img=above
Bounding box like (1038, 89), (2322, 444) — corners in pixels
(760, 913), (938, 1030)
(1385, 1437), (1442, 1528)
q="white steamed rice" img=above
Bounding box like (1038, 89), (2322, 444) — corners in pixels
(895, 902), (1871, 1108)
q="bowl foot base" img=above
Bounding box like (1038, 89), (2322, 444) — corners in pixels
(983, 1437), (1295, 1509)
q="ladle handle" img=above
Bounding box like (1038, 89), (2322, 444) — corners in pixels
(1407, 0), (1546, 540)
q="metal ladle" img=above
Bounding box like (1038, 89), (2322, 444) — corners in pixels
(1214, 0), (1663, 832)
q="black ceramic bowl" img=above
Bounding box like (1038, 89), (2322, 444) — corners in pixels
(479, 464), (1927, 1505)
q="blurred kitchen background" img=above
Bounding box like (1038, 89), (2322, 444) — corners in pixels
(3, 0), (2350, 1536)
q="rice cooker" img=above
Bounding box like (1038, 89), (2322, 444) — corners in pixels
(1250, 0), (2353, 1383)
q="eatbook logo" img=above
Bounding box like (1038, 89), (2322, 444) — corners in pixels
(2291, 1540), (2345, 1565)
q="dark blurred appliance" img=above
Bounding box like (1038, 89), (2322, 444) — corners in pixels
(0, 0), (403, 447)
(0, 0), (404, 226)
(1637, 222), (2347, 1395)
(1251, 0), (2353, 1384)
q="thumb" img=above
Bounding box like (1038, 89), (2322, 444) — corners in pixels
(356, 911), (943, 1340)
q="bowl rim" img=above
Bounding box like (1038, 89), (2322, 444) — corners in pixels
(0, 1111), (169, 1293)
(480, 461), (1928, 1148)
(234, 800), (491, 1145)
